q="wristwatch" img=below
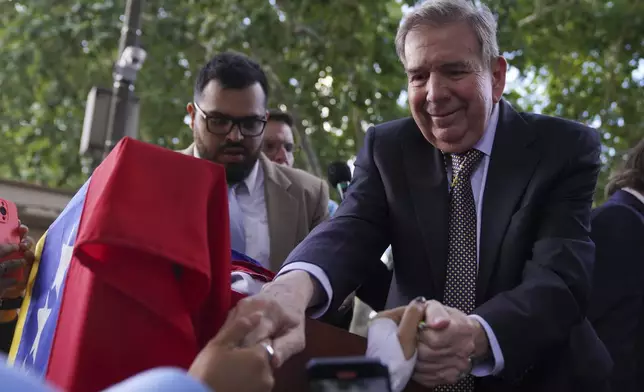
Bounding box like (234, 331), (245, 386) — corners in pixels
(0, 297), (23, 310)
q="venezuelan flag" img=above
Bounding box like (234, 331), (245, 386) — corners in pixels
(5, 137), (237, 392)
(2, 137), (277, 392)
(7, 186), (265, 376)
(8, 180), (89, 375)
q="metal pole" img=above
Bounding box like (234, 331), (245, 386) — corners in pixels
(102, 0), (144, 159)
(102, 80), (132, 159)
(117, 0), (143, 58)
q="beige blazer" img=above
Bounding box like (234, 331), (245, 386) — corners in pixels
(179, 144), (329, 271)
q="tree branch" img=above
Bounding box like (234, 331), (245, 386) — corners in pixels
(257, 58), (323, 177)
(517, 0), (578, 27)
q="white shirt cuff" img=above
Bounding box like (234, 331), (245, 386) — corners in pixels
(276, 262), (333, 318)
(468, 315), (505, 376)
(366, 318), (416, 392)
(231, 272), (266, 296)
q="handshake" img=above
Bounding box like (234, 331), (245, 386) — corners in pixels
(189, 271), (493, 392)
(188, 274), (310, 392)
(371, 297), (492, 389)
(187, 291), (301, 392)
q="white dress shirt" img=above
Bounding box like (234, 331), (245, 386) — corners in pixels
(280, 104), (505, 377)
(193, 149), (271, 267)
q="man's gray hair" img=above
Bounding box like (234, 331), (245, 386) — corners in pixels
(395, 0), (499, 67)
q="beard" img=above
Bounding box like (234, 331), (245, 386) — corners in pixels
(224, 157), (259, 184)
(195, 136), (260, 185)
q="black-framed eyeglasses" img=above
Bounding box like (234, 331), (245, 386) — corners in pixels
(193, 102), (267, 138)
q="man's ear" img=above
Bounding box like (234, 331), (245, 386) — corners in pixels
(186, 102), (196, 129)
(491, 56), (508, 104)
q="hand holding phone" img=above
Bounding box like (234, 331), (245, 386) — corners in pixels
(307, 356), (392, 392)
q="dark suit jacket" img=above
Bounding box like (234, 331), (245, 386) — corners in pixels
(284, 100), (612, 391)
(588, 189), (644, 392)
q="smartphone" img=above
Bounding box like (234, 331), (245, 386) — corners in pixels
(0, 198), (23, 280)
(307, 356), (392, 392)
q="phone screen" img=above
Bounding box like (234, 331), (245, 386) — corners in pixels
(310, 377), (391, 392)
(307, 356), (392, 392)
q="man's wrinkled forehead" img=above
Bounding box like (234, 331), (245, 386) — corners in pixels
(403, 22), (483, 71)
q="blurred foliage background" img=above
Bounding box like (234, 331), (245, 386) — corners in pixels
(0, 0), (642, 202)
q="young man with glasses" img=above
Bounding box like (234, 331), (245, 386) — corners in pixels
(181, 52), (330, 272)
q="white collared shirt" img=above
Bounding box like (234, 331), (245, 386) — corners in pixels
(193, 148), (271, 267)
(445, 104), (499, 267)
(623, 187), (644, 207)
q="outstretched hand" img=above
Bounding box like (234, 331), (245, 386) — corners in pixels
(189, 311), (274, 392)
(237, 270), (317, 367)
(374, 297), (428, 359)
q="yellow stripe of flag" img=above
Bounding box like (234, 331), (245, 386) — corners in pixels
(8, 231), (48, 365)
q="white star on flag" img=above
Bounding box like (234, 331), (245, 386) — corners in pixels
(29, 294), (52, 364)
(52, 244), (73, 297)
(51, 224), (77, 297)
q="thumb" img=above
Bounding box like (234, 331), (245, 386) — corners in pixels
(397, 299), (426, 360)
(424, 300), (451, 330)
(374, 297), (427, 325)
(373, 306), (406, 325)
(212, 312), (262, 347)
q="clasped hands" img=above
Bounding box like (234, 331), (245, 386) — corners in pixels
(202, 271), (492, 391)
(377, 297), (491, 388)
(187, 281), (304, 392)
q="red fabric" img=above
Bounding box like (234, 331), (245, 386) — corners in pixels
(46, 138), (231, 392)
(231, 290), (248, 309)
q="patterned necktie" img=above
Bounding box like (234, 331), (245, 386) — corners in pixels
(228, 184), (246, 253)
(436, 149), (483, 392)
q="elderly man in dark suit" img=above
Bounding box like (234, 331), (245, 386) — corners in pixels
(236, 1), (612, 391)
(588, 138), (644, 392)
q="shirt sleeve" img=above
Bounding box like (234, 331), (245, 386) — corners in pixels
(468, 315), (505, 376)
(102, 368), (211, 392)
(276, 262), (333, 318)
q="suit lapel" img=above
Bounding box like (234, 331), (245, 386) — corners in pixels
(614, 190), (644, 217)
(477, 100), (540, 302)
(182, 147), (297, 271)
(403, 125), (450, 296)
(261, 155), (299, 271)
